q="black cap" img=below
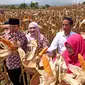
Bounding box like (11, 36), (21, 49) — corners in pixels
(9, 18), (20, 25)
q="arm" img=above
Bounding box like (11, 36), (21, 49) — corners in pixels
(47, 33), (59, 52)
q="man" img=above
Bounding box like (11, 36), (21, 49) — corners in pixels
(3, 18), (28, 85)
(47, 17), (76, 55)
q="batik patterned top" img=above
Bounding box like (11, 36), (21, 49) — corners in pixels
(3, 31), (28, 70)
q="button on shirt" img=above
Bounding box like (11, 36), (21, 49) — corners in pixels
(47, 31), (76, 54)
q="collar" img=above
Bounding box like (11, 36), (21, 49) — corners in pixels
(62, 31), (72, 37)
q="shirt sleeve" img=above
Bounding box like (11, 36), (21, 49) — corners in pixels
(47, 33), (59, 52)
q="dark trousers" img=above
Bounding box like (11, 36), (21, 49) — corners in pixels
(7, 68), (27, 85)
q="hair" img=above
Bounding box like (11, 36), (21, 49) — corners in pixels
(63, 17), (73, 25)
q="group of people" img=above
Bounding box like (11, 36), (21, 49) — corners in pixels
(0, 16), (85, 85)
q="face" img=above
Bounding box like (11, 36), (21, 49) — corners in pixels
(9, 25), (18, 32)
(65, 43), (75, 56)
(29, 27), (37, 35)
(62, 19), (71, 32)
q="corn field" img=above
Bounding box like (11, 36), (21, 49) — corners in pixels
(0, 4), (85, 44)
(0, 4), (85, 85)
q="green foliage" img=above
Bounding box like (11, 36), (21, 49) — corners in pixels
(82, 1), (85, 4)
(10, 5), (16, 9)
(19, 3), (27, 9)
(45, 4), (50, 8)
(30, 2), (39, 9)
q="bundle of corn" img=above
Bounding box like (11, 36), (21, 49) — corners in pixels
(0, 37), (19, 84)
(0, 37), (18, 51)
(62, 64), (85, 85)
(0, 37), (15, 58)
(54, 55), (67, 84)
(18, 40), (38, 74)
(0, 37), (19, 69)
(38, 54), (56, 85)
(37, 54), (68, 85)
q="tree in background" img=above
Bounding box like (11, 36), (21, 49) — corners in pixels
(10, 5), (16, 9)
(45, 4), (50, 8)
(82, 1), (85, 4)
(19, 3), (27, 9)
(30, 1), (39, 8)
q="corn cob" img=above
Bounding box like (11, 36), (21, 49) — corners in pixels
(78, 53), (85, 71)
(38, 47), (48, 57)
(0, 37), (17, 50)
(42, 54), (54, 77)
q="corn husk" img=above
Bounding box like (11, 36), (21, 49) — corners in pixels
(63, 64), (85, 85)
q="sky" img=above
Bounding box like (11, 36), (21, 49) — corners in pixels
(0, 0), (85, 6)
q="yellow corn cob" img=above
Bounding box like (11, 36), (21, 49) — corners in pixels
(42, 54), (54, 77)
(78, 53), (85, 71)
(38, 47), (48, 57)
(0, 37), (17, 50)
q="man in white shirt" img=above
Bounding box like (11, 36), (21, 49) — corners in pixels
(47, 17), (76, 54)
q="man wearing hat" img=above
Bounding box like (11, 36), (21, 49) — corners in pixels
(3, 18), (28, 85)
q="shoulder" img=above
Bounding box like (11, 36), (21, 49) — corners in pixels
(70, 31), (76, 35)
(18, 31), (27, 38)
(18, 30), (25, 35)
(57, 31), (64, 35)
(40, 34), (48, 41)
(26, 33), (30, 37)
(25, 33), (30, 41)
(55, 31), (64, 37)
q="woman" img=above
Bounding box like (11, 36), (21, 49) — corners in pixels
(26, 22), (49, 51)
(25, 22), (49, 81)
(62, 34), (85, 73)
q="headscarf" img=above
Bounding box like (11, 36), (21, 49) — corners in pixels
(62, 34), (85, 72)
(26, 22), (43, 48)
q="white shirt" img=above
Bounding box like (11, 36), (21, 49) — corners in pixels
(47, 31), (76, 54)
